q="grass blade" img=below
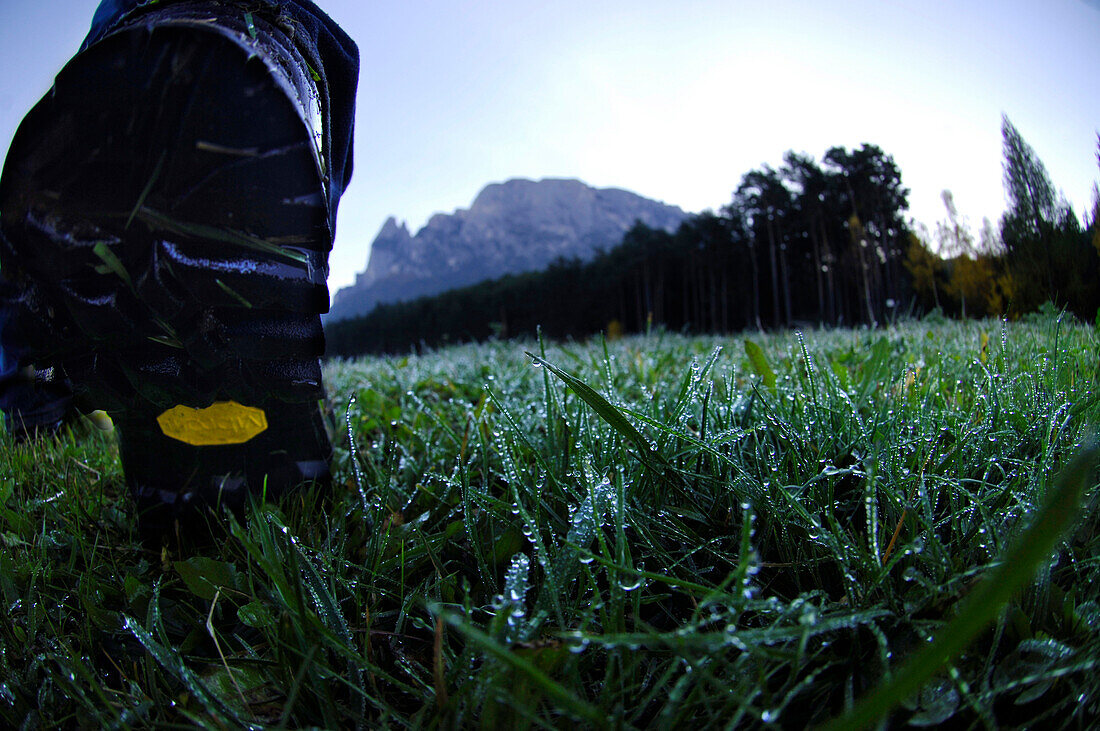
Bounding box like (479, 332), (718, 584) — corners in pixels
(439, 609), (607, 728)
(123, 612), (246, 727)
(526, 351), (666, 474)
(744, 339), (776, 390)
(822, 438), (1099, 730)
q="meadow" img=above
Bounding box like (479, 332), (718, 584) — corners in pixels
(0, 312), (1097, 728)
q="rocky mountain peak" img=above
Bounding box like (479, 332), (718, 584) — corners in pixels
(329, 178), (688, 322)
(376, 216), (410, 240)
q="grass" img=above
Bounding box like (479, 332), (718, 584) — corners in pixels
(0, 312), (1098, 728)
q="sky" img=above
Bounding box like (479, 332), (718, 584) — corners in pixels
(1, 0), (1098, 293)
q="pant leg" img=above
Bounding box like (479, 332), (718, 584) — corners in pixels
(0, 281), (73, 435)
(0, 303), (19, 412)
(0, 250), (27, 413)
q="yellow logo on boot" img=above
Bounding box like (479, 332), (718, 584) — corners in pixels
(157, 401), (268, 446)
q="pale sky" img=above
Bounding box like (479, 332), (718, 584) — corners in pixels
(1, 0), (1098, 293)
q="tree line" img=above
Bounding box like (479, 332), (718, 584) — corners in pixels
(327, 123), (1099, 357)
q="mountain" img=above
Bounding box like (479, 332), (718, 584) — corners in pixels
(327, 178), (688, 321)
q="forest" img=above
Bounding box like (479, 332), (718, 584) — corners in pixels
(327, 117), (1100, 356)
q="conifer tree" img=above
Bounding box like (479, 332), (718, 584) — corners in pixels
(999, 115), (1099, 316)
(999, 115), (1070, 310)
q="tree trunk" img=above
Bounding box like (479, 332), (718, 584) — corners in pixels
(859, 242), (876, 326)
(809, 218), (825, 324)
(748, 243), (762, 330)
(767, 218), (781, 327)
(773, 222), (792, 327)
(819, 217), (836, 325)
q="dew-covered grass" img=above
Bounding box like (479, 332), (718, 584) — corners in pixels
(0, 313), (1098, 728)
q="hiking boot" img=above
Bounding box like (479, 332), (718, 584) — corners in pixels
(0, 3), (336, 538)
